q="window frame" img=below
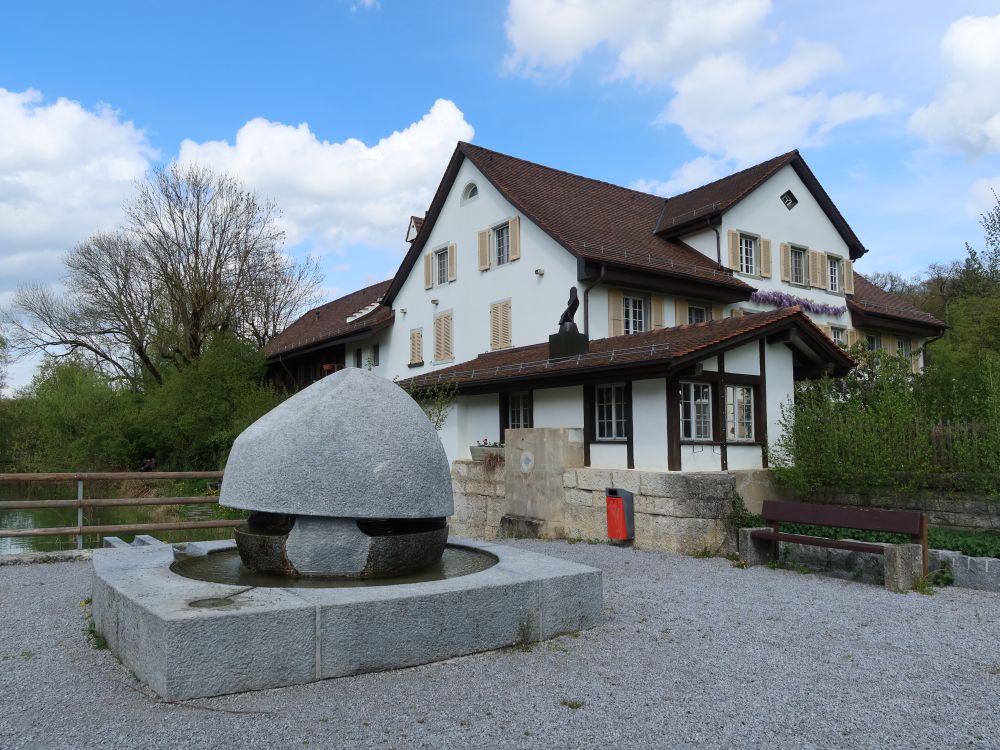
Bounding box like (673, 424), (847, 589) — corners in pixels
(790, 246), (807, 286)
(687, 304), (708, 324)
(370, 343), (380, 367)
(353, 348), (363, 369)
(434, 247), (449, 286)
(680, 382), (713, 442)
(725, 384), (755, 443)
(866, 333), (882, 351)
(739, 233), (758, 276)
(461, 182), (479, 204)
(828, 255), (843, 293)
(830, 327), (846, 348)
(897, 338), (911, 357)
(493, 221), (510, 266)
(595, 383), (628, 442)
(508, 391), (532, 431)
(622, 293), (649, 335)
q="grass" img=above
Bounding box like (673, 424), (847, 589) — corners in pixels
(911, 576), (936, 596)
(559, 699), (585, 709)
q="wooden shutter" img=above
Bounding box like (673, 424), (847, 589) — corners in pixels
(434, 313), (453, 361)
(489, 301), (511, 350)
(424, 254), (433, 289)
(779, 243), (791, 282)
(727, 230), (740, 270)
(759, 238), (772, 278)
(712, 304), (724, 321)
(651, 297), (664, 329)
(448, 243), (457, 281)
(809, 251), (825, 289)
(409, 329), (422, 364)
(508, 217), (520, 261)
(478, 230), (490, 271)
(675, 299), (688, 326)
(844, 259), (854, 295)
(730, 308), (745, 318)
(443, 313), (453, 359)
(820, 324), (833, 340)
(847, 329), (860, 348)
(608, 289), (624, 336)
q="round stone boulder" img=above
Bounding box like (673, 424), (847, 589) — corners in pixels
(220, 368), (454, 519)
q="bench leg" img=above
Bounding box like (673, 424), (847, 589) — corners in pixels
(884, 544), (924, 592)
(738, 527), (773, 567)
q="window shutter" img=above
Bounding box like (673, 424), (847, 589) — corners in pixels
(489, 302), (502, 350)
(730, 308), (745, 318)
(675, 299), (688, 326)
(443, 313), (453, 360)
(448, 243), (457, 282)
(821, 324), (833, 340)
(651, 297), (664, 329)
(727, 230), (739, 270)
(847, 329), (860, 348)
(779, 243), (791, 282)
(759, 238), (772, 278)
(424, 254), (433, 289)
(508, 217), (520, 261)
(712, 304), (725, 321)
(809, 251), (825, 289)
(608, 289), (624, 336)
(409, 329), (422, 364)
(478, 230), (490, 271)
(501, 300), (512, 348)
(433, 317), (444, 361)
(843, 259), (854, 295)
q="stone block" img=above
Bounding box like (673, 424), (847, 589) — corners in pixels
(884, 543), (924, 593)
(576, 469), (612, 492)
(562, 470), (577, 488)
(738, 527), (774, 566)
(565, 488), (595, 507)
(610, 470), (641, 495)
(640, 516), (726, 554)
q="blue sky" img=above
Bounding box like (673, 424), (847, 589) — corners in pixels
(2, 1), (1000, 388)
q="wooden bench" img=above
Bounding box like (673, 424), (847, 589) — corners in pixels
(749, 500), (928, 576)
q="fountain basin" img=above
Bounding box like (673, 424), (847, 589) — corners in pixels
(91, 538), (603, 701)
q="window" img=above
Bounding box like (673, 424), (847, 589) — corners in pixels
(828, 256), (843, 293)
(494, 222), (510, 266)
(739, 234), (757, 275)
(354, 348), (363, 368)
(371, 343), (380, 367)
(596, 384), (628, 440)
(435, 248), (449, 286)
(897, 338), (911, 357)
(623, 294), (647, 334)
(433, 312), (453, 362)
(780, 190), (798, 210)
(409, 328), (423, 366)
(790, 247), (806, 285)
(866, 333), (881, 351)
(687, 304), (708, 324)
(490, 299), (512, 351)
(681, 382), (712, 441)
(726, 385), (754, 442)
(462, 182), (479, 203)
(830, 327), (846, 348)
(509, 392), (532, 430)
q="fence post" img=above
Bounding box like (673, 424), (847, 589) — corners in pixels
(76, 479), (84, 550)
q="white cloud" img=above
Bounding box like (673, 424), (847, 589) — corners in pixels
(0, 88), (157, 294)
(659, 43), (892, 165)
(910, 13), (1000, 156)
(504, 0), (771, 82)
(630, 154), (730, 196)
(178, 99), (474, 252)
(968, 176), (1000, 217)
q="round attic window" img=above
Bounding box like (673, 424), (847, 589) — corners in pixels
(461, 182), (479, 203)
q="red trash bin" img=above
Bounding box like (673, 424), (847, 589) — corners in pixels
(606, 488), (634, 541)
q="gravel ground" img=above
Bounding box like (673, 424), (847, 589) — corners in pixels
(1, 539), (998, 750)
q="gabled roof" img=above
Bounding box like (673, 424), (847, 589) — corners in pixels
(265, 279), (393, 359)
(848, 274), (946, 334)
(383, 142), (752, 305)
(399, 307), (853, 391)
(654, 150), (868, 260)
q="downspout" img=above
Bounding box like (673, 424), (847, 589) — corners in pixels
(582, 263), (606, 336)
(711, 225), (722, 266)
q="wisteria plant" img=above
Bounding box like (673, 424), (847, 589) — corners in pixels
(750, 290), (847, 317)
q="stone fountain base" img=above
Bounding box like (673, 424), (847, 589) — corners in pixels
(91, 538), (603, 701)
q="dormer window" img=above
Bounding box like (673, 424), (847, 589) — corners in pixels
(462, 182), (479, 204)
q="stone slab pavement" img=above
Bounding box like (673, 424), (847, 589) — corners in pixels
(1, 539), (998, 750)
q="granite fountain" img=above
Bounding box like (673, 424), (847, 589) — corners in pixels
(91, 368), (602, 700)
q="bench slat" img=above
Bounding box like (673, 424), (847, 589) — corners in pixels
(759, 500), (923, 536)
(749, 529), (887, 555)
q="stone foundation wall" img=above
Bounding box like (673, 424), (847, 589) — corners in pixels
(450, 460), (506, 538)
(798, 489), (1000, 532)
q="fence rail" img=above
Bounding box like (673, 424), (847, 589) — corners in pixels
(0, 471), (235, 550)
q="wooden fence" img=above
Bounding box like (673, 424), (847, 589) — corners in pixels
(0, 471), (239, 551)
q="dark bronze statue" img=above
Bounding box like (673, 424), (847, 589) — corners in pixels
(558, 287), (580, 333)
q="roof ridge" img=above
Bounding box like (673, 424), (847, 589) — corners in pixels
(458, 141), (664, 202)
(664, 150), (799, 203)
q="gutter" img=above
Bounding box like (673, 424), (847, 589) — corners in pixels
(582, 263), (606, 336)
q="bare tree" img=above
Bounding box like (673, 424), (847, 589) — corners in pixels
(4, 163), (322, 386)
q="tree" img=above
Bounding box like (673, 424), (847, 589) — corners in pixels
(4, 163), (321, 386)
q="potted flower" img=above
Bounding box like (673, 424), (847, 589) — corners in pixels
(470, 438), (503, 461)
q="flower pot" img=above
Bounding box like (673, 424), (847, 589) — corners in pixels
(470, 446), (503, 461)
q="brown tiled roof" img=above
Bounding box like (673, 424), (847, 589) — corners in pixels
(459, 142), (750, 289)
(655, 150), (867, 260)
(849, 274), (946, 330)
(399, 307), (852, 389)
(265, 280), (393, 359)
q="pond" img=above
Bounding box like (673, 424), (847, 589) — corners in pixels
(0, 480), (240, 555)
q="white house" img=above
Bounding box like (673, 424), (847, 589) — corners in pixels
(265, 143), (945, 473)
